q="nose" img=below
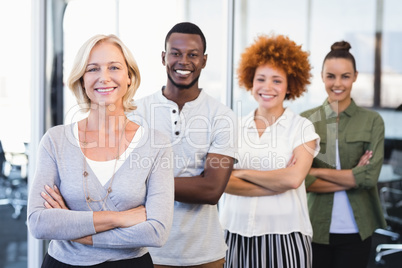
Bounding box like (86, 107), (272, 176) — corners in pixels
(334, 77), (341, 87)
(99, 69), (111, 83)
(178, 54), (190, 65)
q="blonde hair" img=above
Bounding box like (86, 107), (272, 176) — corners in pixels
(67, 34), (141, 112)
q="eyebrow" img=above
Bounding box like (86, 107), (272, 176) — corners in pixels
(86, 61), (123, 66)
(325, 72), (352, 75)
(256, 74), (284, 79)
(169, 47), (201, 53)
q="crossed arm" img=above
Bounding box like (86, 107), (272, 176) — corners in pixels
(174, 153), (234, 205)
(41, 185), (146, 245)
(225, 140), (316, 197)
(306, 150), (372, 193)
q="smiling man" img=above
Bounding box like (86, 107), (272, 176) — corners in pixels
(128, 22), (237, 267)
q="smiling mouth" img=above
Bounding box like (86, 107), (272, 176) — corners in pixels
(332, 89), (344, 94)
(260, 94), (275, 99)
(175, 70), (192, 75)
(96, 87), (116, 93)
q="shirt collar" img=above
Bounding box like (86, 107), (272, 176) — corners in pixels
(243, 107), (293, 129)
(156, 86), (206, 108)
(322, 98), (358, 118)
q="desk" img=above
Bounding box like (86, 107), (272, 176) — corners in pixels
(378, 164), (402, 184)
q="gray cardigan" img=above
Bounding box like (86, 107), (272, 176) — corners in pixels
(27, 123), (174, 266)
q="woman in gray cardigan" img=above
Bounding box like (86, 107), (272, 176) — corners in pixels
(27, 34), (174, 267)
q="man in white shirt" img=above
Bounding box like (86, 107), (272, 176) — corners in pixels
(128, 22), (237, 267)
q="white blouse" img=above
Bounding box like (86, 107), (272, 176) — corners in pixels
(219, 108), (320, 237)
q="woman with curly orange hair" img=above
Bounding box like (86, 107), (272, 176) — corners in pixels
(219, 34), (320, 268)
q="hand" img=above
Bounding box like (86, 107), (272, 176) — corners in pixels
(232, 169), (243, 179)
(287, 154), (296, 168)
(357, 150), (373, 167)
(41, 185), (69, 210)
(117, 205), (147, 228)
(72, 236), (93, 245)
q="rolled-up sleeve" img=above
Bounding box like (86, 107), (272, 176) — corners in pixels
(352, 115), (384, 188)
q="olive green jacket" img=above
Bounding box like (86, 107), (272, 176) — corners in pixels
(301, 99), (387, 244)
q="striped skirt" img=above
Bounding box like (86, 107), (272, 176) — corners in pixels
(224, 230), (312, 268)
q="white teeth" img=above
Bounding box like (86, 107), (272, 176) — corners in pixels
(333, 90), (343, 94)
(97, 88), (114, 92)
(260, 94), (274, 99)
(176, 70), (191, 75)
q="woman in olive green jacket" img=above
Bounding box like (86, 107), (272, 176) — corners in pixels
(301, 41), (386, 268)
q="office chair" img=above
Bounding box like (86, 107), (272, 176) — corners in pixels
(0, 140), (28, 219)
(375, 150), (402, 264)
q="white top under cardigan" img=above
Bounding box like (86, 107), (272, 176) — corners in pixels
(128, 88), (238, 266)
(73, 123), (144, 186)
(27, 123), (174, 266)
(219, 108), (320, 237)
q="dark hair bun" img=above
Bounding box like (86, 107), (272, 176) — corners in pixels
(331, 41), (351, 52)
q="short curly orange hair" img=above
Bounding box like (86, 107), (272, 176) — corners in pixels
(237, 34), (312, 100)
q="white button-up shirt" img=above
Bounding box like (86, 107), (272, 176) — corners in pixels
(220, 108), (320, 237)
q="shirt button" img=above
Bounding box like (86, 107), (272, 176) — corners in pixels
(174, 121), (177, 125)
(172, 109), (177, 113)
(175, 131), (180, 135)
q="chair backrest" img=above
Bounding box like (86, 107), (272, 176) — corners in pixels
(390, 149), (402, 176)
(379, 187), (402, 227)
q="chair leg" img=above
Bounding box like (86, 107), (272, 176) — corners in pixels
(375, 244), (402, 264)
(375, 228), (400, 241)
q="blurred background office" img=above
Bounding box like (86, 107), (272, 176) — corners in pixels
(0, 0), (401, 267)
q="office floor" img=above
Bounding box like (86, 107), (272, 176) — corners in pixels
(0, 204), (27, 268)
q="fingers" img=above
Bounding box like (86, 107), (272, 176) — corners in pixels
(41, 189), (60, 209)
(41, 185), (68, 209)
(287, 155), (296, 168)
(357, 150), (373, 166)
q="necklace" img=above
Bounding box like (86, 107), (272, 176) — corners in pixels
(81, 117), (127, 211)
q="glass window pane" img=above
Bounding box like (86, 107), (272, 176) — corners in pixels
(233, 0), (309, 116)
(0, 0), (31, 267)
(382, 0), (402, 108)
(63, 0), (228, 124)
(119, 0), (226, 103)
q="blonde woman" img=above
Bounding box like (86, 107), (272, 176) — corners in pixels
(27, 34), (174, 267)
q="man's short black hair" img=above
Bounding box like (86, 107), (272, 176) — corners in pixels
(164, 22), (207, 54)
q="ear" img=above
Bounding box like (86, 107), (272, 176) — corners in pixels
(161, 51), (166, 66)
(353, 71), (358, 82)
(321, 71), (324, 82)
(201, 54), (208, 69)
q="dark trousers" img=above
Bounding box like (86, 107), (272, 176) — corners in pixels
(312, 233), (372, 268)
(42, 252), (154, 268)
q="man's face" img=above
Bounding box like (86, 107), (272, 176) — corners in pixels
(162, 33), (207, 89)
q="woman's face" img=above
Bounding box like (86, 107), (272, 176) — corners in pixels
(251, 64), (288, 112)
(322, 58), (358, 105)
(82, 41), (131, 109)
